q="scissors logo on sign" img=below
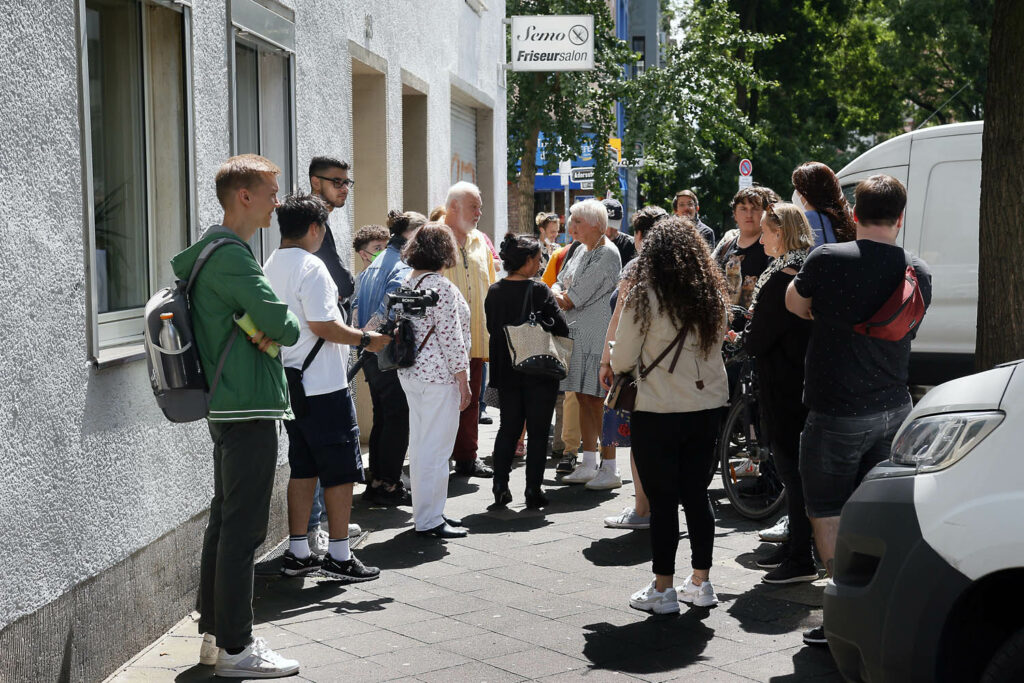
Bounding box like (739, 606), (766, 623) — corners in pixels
(569, 24), (589, 45)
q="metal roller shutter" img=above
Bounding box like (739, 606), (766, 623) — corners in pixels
(450, 101), (477, 184)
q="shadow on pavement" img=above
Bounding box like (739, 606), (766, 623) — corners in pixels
(581, 533), (651, 568)
(581, 609), (714, 673)
(253, 577), (395, 623)
(174, 665), (214, 681)
(355, 528), (451, 569)
(726, 582), (823, 635)
(768, 646), (844, 682)
(455, 511), (553, 534)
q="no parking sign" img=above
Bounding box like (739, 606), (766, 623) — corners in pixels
(738, 158), (753, 189)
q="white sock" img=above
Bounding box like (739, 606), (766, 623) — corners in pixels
(599, 458), (617, 472)
(329, 537), (351, 561)
(289, 535), (310, 559)
(582, 450), (598, 468)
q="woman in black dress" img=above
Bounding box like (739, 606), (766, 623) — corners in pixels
(742, 202), (816, 582)
(485, 233), (570, 508)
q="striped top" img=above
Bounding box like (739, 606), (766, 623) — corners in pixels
(443, 228), (496, 359)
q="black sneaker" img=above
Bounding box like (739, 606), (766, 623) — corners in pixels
(320, 552), (380, 583)
(755, 543), (791, 569)
(280, 550), (323, 577)
(803, 625), (828, 646)
(762, 559), (819, 584)
(454, 460), (494, 478)
(555, 454), (577, 474)
(375, 484), (413, 507)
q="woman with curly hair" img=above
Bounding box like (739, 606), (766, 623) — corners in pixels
(611, 217), (730, 614)
(792, 161), (855, 247)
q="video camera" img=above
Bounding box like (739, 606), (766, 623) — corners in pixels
(385, 287), (439, 318)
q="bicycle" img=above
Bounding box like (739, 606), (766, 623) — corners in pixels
(715, 306), (787, 520)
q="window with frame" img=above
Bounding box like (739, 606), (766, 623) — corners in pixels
(83, 0), (194, 354)
(230, 0), (296, 263)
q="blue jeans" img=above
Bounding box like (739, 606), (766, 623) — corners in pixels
(307, 482), (326, 532)
(799, 403), (912, 517)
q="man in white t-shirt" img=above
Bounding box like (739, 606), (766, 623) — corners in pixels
(264, 193), (390, 582)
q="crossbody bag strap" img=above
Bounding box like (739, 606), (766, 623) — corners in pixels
(638, 327), (687, 380)
(417, 326), (437, 353)
(414, 272), (435, 288)
(301, 338), (326, 373)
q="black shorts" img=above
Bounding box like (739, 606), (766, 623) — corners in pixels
(283, 387), (364, 487)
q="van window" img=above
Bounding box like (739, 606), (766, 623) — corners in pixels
(920, 161), (980, 267)
(841, 184), (857, 210)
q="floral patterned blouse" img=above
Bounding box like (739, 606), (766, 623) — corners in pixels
(398, 271), (471, 385)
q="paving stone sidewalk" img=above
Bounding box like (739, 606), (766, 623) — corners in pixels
(106, 415), (841, 682)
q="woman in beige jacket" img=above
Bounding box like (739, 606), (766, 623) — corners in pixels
(611, 217), (730, 614)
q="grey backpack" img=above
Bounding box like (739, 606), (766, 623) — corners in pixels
(143, 238), (242, 422)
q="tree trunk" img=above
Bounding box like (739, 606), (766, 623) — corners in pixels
(513, 121), (542, 235)
(976, 0), (1024, 371)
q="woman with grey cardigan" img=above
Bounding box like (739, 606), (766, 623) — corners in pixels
(552, 199), (622, 488)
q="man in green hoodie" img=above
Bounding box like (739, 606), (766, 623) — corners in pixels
(170, 154), (302, 678)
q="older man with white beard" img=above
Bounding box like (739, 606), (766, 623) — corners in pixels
(442, 182), (496, 478)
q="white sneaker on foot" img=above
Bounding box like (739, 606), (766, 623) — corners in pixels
(629, 580), (680, 614)
(199, 633), (218, 666)
(677, 575), (719, 607)
(214, 637), (299, 678)
(586, 467), (623, 490)
(604, 507), (651, 529)
(348, 523), (362, 537)
(730, 458), (759, 478)
(758, 515), (790, 543)
(307, 526), (328, 555)
(562, 463), (597, 484)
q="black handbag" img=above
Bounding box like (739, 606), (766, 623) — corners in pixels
(377, 273), (436, 372)
(503, 281), (573, 380)
(605, 328), (686, 412)
(285, 338), (325, 419)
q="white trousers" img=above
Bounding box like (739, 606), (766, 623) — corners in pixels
(399, 375), (461, 531)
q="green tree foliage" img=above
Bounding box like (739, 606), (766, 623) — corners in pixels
(506, 0), (634, 234)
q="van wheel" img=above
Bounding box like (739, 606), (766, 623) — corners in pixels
(982, 628), (1024, 683)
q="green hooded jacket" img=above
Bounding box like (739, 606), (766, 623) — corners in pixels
(170, 226), (300, 422)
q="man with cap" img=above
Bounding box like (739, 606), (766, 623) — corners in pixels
(602, 198), (636, 266)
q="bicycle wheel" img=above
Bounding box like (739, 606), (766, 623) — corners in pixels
(718, 399), (787, 520)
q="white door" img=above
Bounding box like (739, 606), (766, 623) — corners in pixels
(451, 102), (477, 185)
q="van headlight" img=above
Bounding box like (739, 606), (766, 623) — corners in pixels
(890, 411), (1004, 472)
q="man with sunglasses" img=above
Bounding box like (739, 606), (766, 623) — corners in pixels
(310, 156), (357, 323)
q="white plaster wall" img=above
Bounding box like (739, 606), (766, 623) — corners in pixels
(0, 0), (506, 630)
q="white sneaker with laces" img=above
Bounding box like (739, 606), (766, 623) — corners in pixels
(730, 458), (759, 478)
(199, 633), (218, 666)
(758, 515), (790, 543)
(214, 637), (299, 678)
(307, 527), (328, 555)
(629, 580), (680, 614)
(348, 523), (362, 537)
(562, 463), (598, 484)
(585, 466), (623, 490)
(604, 507), (651, 529)
(677, 575), (719, 607)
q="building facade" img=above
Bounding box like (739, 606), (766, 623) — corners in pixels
(0, 1), (507, 680)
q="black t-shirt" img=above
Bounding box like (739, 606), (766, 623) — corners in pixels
(716, 235), (769, 309)
(484, 279), (570, 390)
(610, 231), (636, 266)
(793, 240), (932, 416)
(313, 221), (356, 321)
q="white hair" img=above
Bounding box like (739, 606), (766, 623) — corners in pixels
(569, 198), (608, 230)
(445, 181), (481, 208)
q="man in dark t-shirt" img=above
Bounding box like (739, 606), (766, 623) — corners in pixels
(712, 188), (770, 309)
(309, 156), (357, 323)
(785, 174), (931, 647)
(602, 198), (636, 265)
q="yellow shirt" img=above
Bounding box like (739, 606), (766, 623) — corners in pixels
(444, 228), (495, 359)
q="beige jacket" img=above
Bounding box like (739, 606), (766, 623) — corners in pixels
(610, 290), (729, 413)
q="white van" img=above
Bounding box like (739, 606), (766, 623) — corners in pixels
(823, 359), (1024, 682)
(836, 121), (982, 386)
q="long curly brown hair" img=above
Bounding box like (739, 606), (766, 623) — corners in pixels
(792, 161), (855, 241)
(624, 217), (728, 358)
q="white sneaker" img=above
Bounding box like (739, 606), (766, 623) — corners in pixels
(307, 527), (328, 555)
(214, 637), (299, 678)
(199, 633), (218, 666)
(629, 580), (680, 614)
(730, 458), (759, 478)
(604, 507), (650, 529)
(562, 463), (597, 484)
(585, 466), (623, 490)
(677, 575), (719, 607)
(758, 515), (790, 543)
(348, 523), (362, 537)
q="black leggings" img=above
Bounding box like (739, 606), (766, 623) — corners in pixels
(769, 407), (813, 563)
(364, 356), (409, 486)
(493, 383), (558, 492)
(631, 409), (722, 576)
